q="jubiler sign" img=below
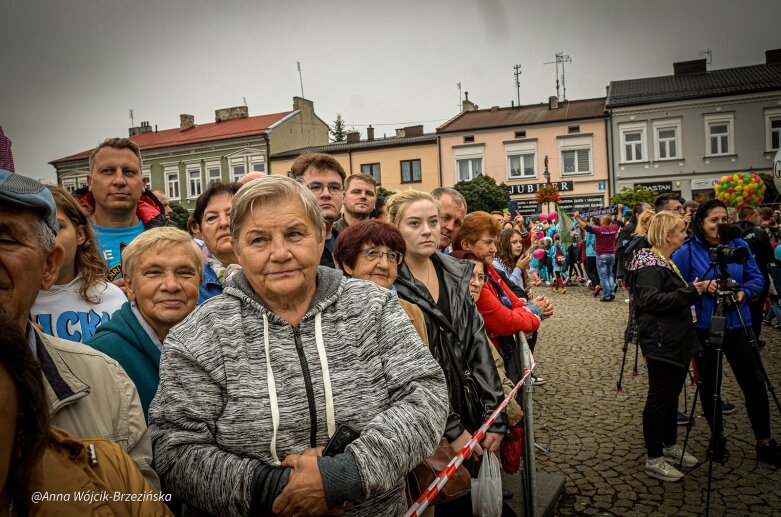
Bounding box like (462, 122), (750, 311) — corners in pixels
(506, 181), (573, 195)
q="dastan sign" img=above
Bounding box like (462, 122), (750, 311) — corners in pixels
(506, 181), (573, 196)
(633, 181), (673, 192)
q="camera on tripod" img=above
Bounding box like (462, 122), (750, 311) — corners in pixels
(708, 224), (750, 266)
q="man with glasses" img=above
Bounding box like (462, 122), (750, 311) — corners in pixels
(290, 153), (347, 268)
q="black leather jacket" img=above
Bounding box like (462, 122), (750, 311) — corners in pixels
(395, 252), (508, 440)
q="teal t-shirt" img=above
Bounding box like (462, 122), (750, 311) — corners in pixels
(93, 220), (144, 281)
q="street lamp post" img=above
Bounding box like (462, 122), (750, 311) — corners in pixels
(543, 155), (551, 213)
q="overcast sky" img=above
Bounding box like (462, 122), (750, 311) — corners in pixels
(2, 0), (778, 182)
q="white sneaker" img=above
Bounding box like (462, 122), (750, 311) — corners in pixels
(663, 445), (698, 468)
(531, 374), (546, 386)
(645, 457), (684, 482)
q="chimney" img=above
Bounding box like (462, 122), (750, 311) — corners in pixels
(462, 91), (478, 111)
(673, 59), (707, 76)
(346, 131), (360, 143)
(180, 114), (194, 131)
(549, 96), (559, 110)
(395, 128), (405, 138)
(767, 49), (781, 65)
(215, 106), (249, 122)
(128, 121), (153, 137)
(293, 96), (314, 112)
(402, 125), (424, 137)
(366, 125), (374, 141)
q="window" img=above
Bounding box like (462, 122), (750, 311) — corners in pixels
(360, 163), (381, 184)
(765, 108), (781, 151)
(63, 179), (76, 193)
(652, 119), (682, 161)
(166, 170), (180, 200)
(704, 114), (734, 156)
(77, 176), (88, 188)
(187, 167), (202, 198)
(515, 130), (526, 138)
(206, 162), (222, 184)
(568, 125), (580, 134)
(619, 122), (647, 163)
(559, 136), (592, 175)
(505, 141), (537, 179)
(142, 168), (152, 188)
(464, 135), (475, 143)
(454, 145), (484, 182)
(230, 158), (246, 182)
(250, 155), (266, 173)
(400, 159), (422, 183)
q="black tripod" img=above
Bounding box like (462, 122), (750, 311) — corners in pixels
(679, 272), (781, 516)
(617, 297), (640, 391)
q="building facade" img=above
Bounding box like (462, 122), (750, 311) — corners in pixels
(270, 125), (440, 193)
(50, 97), (328, 210)
(436, 96), (610, 215)
(607, 50), (781, 203)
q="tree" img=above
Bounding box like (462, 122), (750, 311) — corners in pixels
(453, 175), (510, 214)
(376, 186), (396, 199)
(170, 203), (190, 231)
(330, 113), (346, 142)
(610, 186), (658, 208)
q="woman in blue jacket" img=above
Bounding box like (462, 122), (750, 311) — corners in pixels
(672, 199), (780, 466)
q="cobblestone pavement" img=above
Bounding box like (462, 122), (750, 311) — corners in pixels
(528, 284), (781, 517)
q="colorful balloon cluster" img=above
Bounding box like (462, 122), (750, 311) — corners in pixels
(713, 172), (766, 209)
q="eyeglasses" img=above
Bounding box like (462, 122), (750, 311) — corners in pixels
(306, 182), (343, 195)
(471, 273), (487, 284)
(360, 248), (404, 265)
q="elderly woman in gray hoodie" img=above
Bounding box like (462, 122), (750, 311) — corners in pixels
(149, 175), (448, 517)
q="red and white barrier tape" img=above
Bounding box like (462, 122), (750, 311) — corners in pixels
(404, 353), (535, 517)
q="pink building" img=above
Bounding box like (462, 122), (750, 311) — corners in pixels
(437, 96), (610, 215)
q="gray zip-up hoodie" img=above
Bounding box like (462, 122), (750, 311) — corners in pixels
(149, 266), (448, 516)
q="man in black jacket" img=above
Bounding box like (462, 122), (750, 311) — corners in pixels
(737, 206), (774, 344)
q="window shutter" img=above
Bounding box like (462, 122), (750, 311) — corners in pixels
(577, 149), (590, 172)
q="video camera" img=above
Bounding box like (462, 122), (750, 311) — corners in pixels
(708, 224), (750, 266)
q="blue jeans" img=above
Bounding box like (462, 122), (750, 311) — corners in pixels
(596, 254), (616, 298)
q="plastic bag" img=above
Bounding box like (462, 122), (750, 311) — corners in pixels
(471, 451), (502, 517)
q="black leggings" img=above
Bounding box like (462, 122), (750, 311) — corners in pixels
(644, 359), (688, 458)
(585, 256), (599, 286)
(695, 327), (771, 441)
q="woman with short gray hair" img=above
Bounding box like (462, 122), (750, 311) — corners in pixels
(149, 175), (448, 516)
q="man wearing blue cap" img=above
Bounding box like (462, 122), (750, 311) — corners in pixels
(0, 169), (159, 489)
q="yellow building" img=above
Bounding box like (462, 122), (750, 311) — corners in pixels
(270, 125), (439, 193)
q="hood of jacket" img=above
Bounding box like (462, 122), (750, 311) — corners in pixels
(628, 247), (671, 272)
(225, 266), (344, 324)
(74, 185), (168, 227)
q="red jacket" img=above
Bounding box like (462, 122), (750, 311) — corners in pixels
(477, 264), (540, 346)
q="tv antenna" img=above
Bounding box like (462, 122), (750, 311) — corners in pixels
(513, 64), (522, 106)
(242, 96), (247, 107)
(296, 61), (305, 98)
(457, 81), (463, 110)
(544, 52), (572, 100)
(698, 49), (713, 64)
(128, 109), (135, 127)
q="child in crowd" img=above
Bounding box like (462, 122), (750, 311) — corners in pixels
(31, 185), (126, 343)
(549, 234), (568, 293)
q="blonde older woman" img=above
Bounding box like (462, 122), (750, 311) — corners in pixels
(87, 227), (203, 421)
(149, 176), (448, 517)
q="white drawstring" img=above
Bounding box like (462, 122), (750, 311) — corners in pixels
(263, 312), (337, 466)
(263, 314), (281, 466)
(314, 313), (336, 438)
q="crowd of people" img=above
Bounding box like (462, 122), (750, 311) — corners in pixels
(2, 135), (780, 516)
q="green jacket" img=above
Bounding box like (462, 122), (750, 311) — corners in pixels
(87, 302), (160, 422)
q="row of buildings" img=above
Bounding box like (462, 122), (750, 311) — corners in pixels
(51, 49), (781, 215)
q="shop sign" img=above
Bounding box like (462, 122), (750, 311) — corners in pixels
(634, 181), (672, 192)
(506, 181), (573, 196)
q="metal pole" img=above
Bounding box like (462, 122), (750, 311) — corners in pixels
(296, 61), (305, 99)
(521, 334), (537, 517)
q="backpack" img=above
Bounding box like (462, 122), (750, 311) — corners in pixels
(554, 245), (566, 265)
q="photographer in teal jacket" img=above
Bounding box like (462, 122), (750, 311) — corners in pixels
(88, 227), (203, 420)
